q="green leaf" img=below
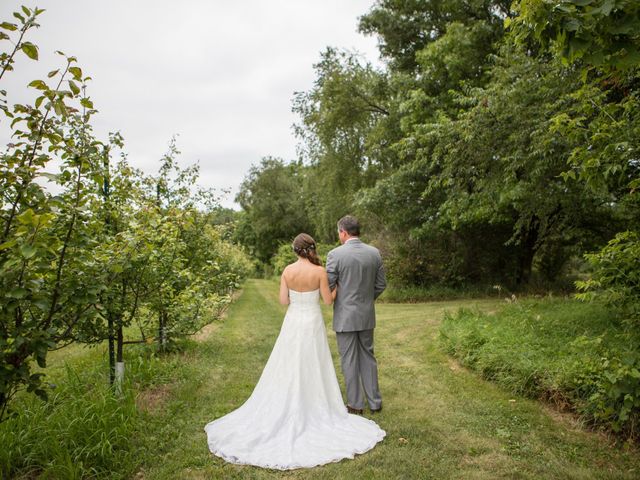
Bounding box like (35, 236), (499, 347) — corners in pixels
(21, 42), (38, 60)
(593, 0), (616, 15)
(28, 79), (47, 90)
(564, 19), (581, 32)
(614, 47), (640, 70)
(80, 97), (93, 109)
(32, 298), (50, 311)
(7, 287), (28, 299)
(68, 80), (80, 95)
(0, 22), (18, 31)
(39, 172), (60, 182)
(13, 12), (25, 23)
(47, 69), (59, 78)
(21, 6), (31, 16)
(0, 239), (17, 250)
(608, 18), (637, 35)
(53, 100), (64, 116)
(570, 0), (594, 5)
(68, 66), (82, 80)
(17, 208), (35, 225)
(19, 244), (37, 259)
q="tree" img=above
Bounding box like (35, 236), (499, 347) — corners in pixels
(508, 0), (640, 312)
(508, 0), (640, 70)
(358, 0), (511, 72)
(0, 7), (108, 419)
(359, 45), (618, 287)
(292, 48), (395, 241)
(235, 157), (311, 262)
(0, 7), (252, 418)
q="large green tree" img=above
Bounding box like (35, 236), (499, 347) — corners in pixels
(358, 0), (511, 72)
(292, 48), (397, 242)
(363, 48), (615, 286)
(238, 0), (638, 295)
(508, 0), (640, 321)
(234, 157), (311, 262)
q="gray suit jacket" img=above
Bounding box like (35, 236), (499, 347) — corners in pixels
(326, 238), (386, 332)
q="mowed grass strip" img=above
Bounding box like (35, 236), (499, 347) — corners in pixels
(138, 280), (639, 479)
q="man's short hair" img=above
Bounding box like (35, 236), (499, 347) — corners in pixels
(337, 215), (360, 236)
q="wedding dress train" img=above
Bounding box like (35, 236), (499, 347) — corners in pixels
(204, 289), (385, 470)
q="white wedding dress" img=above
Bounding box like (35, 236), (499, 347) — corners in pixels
(204, 288), (385, 470)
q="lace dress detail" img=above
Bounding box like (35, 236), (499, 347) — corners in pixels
(204, 289), (385, 470)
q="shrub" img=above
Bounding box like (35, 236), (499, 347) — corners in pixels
(576, 230), (640, 330)
(379, 283), (496, 302)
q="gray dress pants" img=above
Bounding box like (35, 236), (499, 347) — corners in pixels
(335, 329), (382, 410)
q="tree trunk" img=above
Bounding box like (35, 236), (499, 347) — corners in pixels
(115, 322), (124, 394)
(108, 314), (115, 386)
(516, 217), (539, 286)
(158, 310), (166, 353)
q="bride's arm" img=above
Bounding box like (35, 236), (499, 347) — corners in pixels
(279, 272), (290, 305)
(319, 268), (332, 305)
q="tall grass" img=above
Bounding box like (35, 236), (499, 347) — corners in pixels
(0, 365), (138, 479)
(439, 298), (640, 438)
(0, 341), (192, 479)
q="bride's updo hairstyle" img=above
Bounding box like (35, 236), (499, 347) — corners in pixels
(292, 233), (322, 266)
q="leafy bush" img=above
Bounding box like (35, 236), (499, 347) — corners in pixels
(576, 230), (640, 330)
(378, 283), (496, 302)
(567, 336), (640, 435)
(440, 299), (640, 438)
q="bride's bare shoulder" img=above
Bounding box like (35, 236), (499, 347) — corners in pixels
(281, 263), (295, 279)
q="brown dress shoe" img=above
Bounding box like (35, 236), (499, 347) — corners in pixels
(346, 405), (364, 415)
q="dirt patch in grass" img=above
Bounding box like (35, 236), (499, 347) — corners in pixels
(447, 357), (468, 374)
(136, 383), (173, 413)
(193, 321), (223, 343)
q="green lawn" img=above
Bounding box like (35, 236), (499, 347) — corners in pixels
(135, 279), (638, 479)
(7, 279), (640, 479)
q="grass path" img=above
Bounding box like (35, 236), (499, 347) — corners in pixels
(136, 279), (639, 479)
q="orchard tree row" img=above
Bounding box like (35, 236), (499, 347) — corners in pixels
(0, 7), (252, 421)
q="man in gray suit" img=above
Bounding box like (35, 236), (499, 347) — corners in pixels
(326, 215), (386, 414)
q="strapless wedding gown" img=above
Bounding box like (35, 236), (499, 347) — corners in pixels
(204, 289), (385, 470)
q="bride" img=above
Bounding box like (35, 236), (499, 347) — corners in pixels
(204, 233), (385, 470)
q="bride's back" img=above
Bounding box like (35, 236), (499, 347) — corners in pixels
(280, 233), (332, 305)
(283, 261), (322, 292)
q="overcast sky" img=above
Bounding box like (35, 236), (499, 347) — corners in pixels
(1, 1), (382, 208)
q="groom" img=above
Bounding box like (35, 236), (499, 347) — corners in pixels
(326, 215), (386, 415)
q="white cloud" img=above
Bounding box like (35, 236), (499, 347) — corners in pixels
(0, 1), (381, 208)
